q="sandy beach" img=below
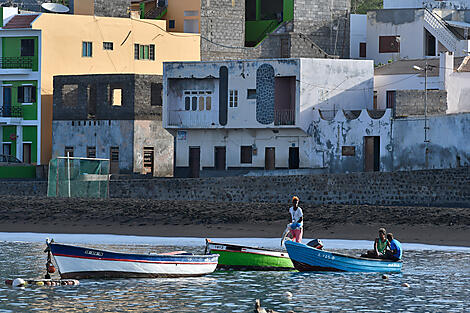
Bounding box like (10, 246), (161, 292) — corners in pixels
(1, 196), (469, 247)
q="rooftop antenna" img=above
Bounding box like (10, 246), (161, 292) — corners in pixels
(41, 2), (70, 13)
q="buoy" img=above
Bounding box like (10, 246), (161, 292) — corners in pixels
(47, 264), (56, 274)
(12, 278), (25, 287)
(402, 283), (410, 288)
(36, 281), (44, 286)
(382, 274), (389, 280)
(284, 291), (293, 299)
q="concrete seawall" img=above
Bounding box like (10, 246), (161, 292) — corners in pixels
(1, 167), (469, 207)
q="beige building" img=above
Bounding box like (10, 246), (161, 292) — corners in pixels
(26, 13), (200, 164)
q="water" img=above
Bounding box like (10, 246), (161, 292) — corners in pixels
(1, 233), (470, 312)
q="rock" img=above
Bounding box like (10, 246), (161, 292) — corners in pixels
(255, 299), (293, 313)
(12, 278), (25, 287)
(284, 291), (293, 300)
(402, 283), (410, 287)
(382, 274), (389, 280)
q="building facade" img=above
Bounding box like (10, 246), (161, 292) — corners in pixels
(163, 58), (373, 177)
(52, 74), (173, 177)
(1, 11), (42, 165)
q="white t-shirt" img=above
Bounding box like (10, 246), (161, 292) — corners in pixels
(289, 206), (303, 227)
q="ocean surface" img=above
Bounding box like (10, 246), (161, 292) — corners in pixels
(1, 233), (469, 312)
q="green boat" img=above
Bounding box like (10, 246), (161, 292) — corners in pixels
(205, 239), (295, 271)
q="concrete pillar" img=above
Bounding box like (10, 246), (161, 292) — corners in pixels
(440, 51), (453, 90)
(16, 125), (22, 161)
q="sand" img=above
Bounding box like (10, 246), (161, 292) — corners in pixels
(0, 196), (469, 247)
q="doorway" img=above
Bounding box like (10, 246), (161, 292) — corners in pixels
(3, 143), (11, 156)
(110, 146), (119, 174)
(23, 143), (32, 163)
(214, 146), (226, 171)
(189, 147), (200, 178)
(3, 87), (12, 116)
(289, 147), (299, 169)
(265, 147), (275, 170)
(143, 147), (154, 176)
(364, 136), (380, 172)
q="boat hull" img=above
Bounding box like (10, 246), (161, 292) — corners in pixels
(285, 241), (402, 273)
(50, 243), (219, 279)
(206, 241), (294, 271)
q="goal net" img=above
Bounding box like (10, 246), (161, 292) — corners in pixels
(47, 157), (110, 198)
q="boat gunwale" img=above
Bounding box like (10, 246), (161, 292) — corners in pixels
(206, 241), (288, 254)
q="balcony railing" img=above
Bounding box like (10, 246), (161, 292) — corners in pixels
(0, 106), (22, 118)
(274, 110), (295, 125)
(168, 110), (218, 128)
(0, 57), (33, 69)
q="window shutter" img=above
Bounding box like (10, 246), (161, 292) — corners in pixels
(18, 86), (24, 103)
(150, 45), (155, 60)
(134, 44), (139, 60)
(32, 86), (37, 102)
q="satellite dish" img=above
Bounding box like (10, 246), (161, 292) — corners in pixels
(41, 2), (70, 13)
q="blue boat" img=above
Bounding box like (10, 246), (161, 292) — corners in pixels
(285, 241), (402, 273)
(48, 241), (219, 279)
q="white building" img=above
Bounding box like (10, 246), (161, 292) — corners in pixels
(163, 58), (374, 177)
(350, 14), (367, 59)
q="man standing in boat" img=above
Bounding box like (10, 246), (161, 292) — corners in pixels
(289, 196), (303, 243)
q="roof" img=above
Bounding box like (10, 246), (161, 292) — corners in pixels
(446, 20), (470, 29)
(457, 56), (470, 72)
(3, 14), (39, 29)
(374, 57), (465, 77)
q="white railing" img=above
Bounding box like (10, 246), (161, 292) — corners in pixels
(167, 110), (219, 128)
(423, 9), (458, 52)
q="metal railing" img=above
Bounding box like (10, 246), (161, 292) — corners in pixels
(0, 57), (33, 69)
(0, 106), (22, 118)
(274, 110), (295, 125)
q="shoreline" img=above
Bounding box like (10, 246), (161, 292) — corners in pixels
(1, 221), (470, 248)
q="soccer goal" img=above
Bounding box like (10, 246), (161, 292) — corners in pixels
(47, 156), (110, 198)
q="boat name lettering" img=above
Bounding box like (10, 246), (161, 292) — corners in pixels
(212, 245), (226, 250)
(85, 250), (104, 257)
(387, 263), (400, 267)
(316, 252), (334, 260)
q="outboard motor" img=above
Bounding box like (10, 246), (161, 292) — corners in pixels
(307, 239), (324, 250)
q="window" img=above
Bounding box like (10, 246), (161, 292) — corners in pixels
(241, 146), (253, 164)
(64, 146), (74, 157)
(386, 90), (396, 109)
(110, 147), (119, 161)
(359, 42), (366, 58)
(82, 41), (92, 57)
(21, 39), (34, 56)
(184, 20), (199, 33)
(379, 36), (400, 53)
(62, 84), (78, 106)
(184, 90), (212, 111)
(134, 44), (155, 60)
(18, 85), (36, 103)
(169, 20), (175, 29)
(87, 146), (96, 158)
(103, 42), (114, 50)
(112, 88), (122, 106)
(373, 91), (378, 110)
(184, 10), (199, 16)
(151, 83), (162, 106)
(247, 89), (257, 99)
(229, 90), (238, 107)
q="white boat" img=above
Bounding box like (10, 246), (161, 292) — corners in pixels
(48, 241), (219, 279)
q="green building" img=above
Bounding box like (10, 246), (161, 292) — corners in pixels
(1, 9), (41, 178)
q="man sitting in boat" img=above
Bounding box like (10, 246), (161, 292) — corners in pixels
(383, 233), (402, 261)
(361, 228), (389, 258)
(288, 196), (303, 243)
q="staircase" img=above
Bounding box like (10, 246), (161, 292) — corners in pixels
(423, 8), (458, 52)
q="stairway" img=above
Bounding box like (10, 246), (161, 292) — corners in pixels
(423, 8), (458, 52)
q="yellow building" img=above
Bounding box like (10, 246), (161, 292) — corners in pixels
(29, 13), (200, 164)
(131, 0), (200, 33)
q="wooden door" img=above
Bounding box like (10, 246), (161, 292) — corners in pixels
(214, 146), (226, 171)
(143, 147), (154, 176)
(364, 136), (380, 172)
(265, 147), (275, 170)
(110, 147), (119, 174)
(189, 147), (200, 178)
(23, 143), (31, 164)
(289, 147), (299, 169)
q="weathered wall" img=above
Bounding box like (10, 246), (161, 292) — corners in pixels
(2, 167), (470, 207)
(446, 71), (470, 114)
(52, 120), (134, 172)
(395, 90), (448, 117)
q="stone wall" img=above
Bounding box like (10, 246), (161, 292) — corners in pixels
(395, 90), (448, 117)
(2, 167), (470, 207)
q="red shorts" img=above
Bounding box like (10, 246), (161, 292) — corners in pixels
(290, 228), (303, 243)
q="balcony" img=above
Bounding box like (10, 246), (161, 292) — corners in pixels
(0, 57), (33, 70)
(0, 106), (22, 118)
(274, 110), (295, 126)
(167, 110), (218, 128)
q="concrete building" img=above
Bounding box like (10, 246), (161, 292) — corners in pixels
(200, 0), (350, 61)
(52, 74), (173, 177)
(1, 10), (200, 164)
(130, 0), (201, 34)
(163, 58), (374, 177)
(350, 14), (367, 59)
(366, 0), (470, 65)
(1, 8), (42, 168)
